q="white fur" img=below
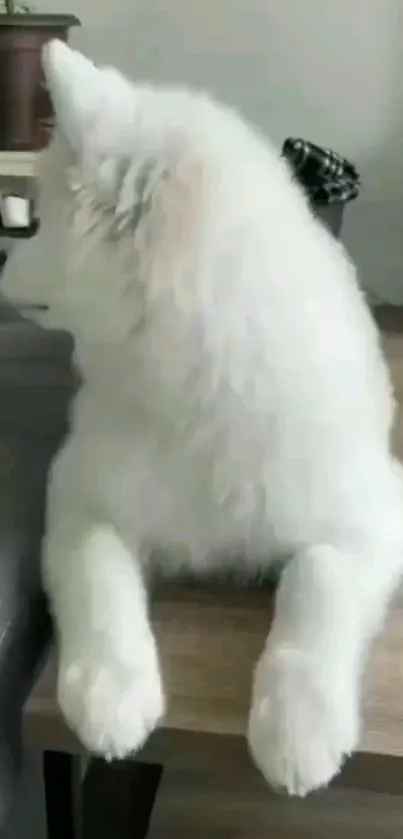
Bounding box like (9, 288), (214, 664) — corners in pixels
(3, 39), (403, 795)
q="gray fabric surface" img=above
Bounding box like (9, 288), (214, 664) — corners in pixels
(0, 307), (74, 827)
(0, 311), (74, 435)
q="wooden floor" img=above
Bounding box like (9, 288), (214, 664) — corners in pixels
(76, 756), (403, 838)
(148, 770), (403, 838)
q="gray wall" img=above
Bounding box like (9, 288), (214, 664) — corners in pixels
(41, 0), (403, 302)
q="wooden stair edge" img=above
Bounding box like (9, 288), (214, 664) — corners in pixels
(23, 583), (403, 763)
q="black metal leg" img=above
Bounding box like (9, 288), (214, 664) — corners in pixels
(43, 750), (82, 839)
(82, 759), (162, 839)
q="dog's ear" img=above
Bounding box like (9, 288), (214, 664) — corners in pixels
(42, 40), (103, 152)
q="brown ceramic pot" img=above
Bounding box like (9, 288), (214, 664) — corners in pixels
(0, 14), (80, 151)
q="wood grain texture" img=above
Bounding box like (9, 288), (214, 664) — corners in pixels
(147, 768), (403, 838)
(23, 582), (403, 768)
(385, 332), (403, 459)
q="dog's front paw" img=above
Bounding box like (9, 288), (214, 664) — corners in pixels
(248, 647), (359, 796)
(58, 637), (165, 758)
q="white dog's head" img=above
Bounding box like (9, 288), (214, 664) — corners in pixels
(0, 41), (201, 350)
(1, 43), (260, 405)
(0, 43), (142, 337)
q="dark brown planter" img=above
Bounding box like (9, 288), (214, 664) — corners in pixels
(0, 14), (80, 151)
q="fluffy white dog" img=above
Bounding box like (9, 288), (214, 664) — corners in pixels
(2, 40), (403, 797)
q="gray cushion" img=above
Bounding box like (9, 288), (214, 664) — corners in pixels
(0, 314), (74, 436)
(0, 314), (74, 825)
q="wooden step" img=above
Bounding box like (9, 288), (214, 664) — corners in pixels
(147, 768), (403, 838)
(24, 581), (403, 773)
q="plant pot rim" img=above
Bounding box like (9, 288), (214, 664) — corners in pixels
(0, 13), (80, 27)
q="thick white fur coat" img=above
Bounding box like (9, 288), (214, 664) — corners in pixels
(3, 41), (403, 796)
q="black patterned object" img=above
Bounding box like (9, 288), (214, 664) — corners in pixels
(0, 219), (40, 239)
(282, 137), (360, 205)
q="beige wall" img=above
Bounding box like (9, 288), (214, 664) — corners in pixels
(42, 0), (403, 302)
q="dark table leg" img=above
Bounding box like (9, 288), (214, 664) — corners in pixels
(43, 751), (82, 839)
(82, 759), (162, 839)
(43, 749), (162, 839)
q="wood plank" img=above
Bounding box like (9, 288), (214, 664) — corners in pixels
(23, 583), (403, 762)
(147, 767), (403, 838)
